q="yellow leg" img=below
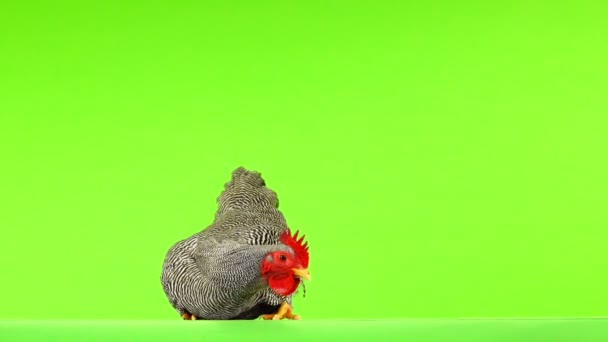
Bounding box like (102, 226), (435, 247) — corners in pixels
(260, 302), (301, 320)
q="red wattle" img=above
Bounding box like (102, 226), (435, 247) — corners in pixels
(268, 274), (301, 296)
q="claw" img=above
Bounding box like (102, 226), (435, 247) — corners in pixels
(182, 312), (198, 320)
(259, 302), (300, 320)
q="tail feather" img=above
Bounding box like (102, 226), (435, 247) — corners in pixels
(216, 167), (279, 214)
(230, 167), (266, 187)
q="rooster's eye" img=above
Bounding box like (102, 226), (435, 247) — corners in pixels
(278, 254), (287, 261)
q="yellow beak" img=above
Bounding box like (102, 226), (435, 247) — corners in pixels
(292, 267), (311, 281)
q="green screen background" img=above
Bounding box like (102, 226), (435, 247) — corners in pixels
(1, 1), (607, 320)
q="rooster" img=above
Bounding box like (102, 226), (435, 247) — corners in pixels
(161, 167), (310, 320)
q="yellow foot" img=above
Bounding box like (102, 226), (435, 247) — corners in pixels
(182, 312), (198, 320)
(260, 302), (301, 320)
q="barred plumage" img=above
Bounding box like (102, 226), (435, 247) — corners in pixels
(160, 167), (298, 319)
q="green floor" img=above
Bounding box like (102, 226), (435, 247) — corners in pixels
(1, 319), (608, 341)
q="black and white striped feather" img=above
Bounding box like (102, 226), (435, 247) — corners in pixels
(160, 167), (296, 319)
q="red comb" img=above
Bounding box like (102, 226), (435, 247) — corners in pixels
(279, 229), (309, 268)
